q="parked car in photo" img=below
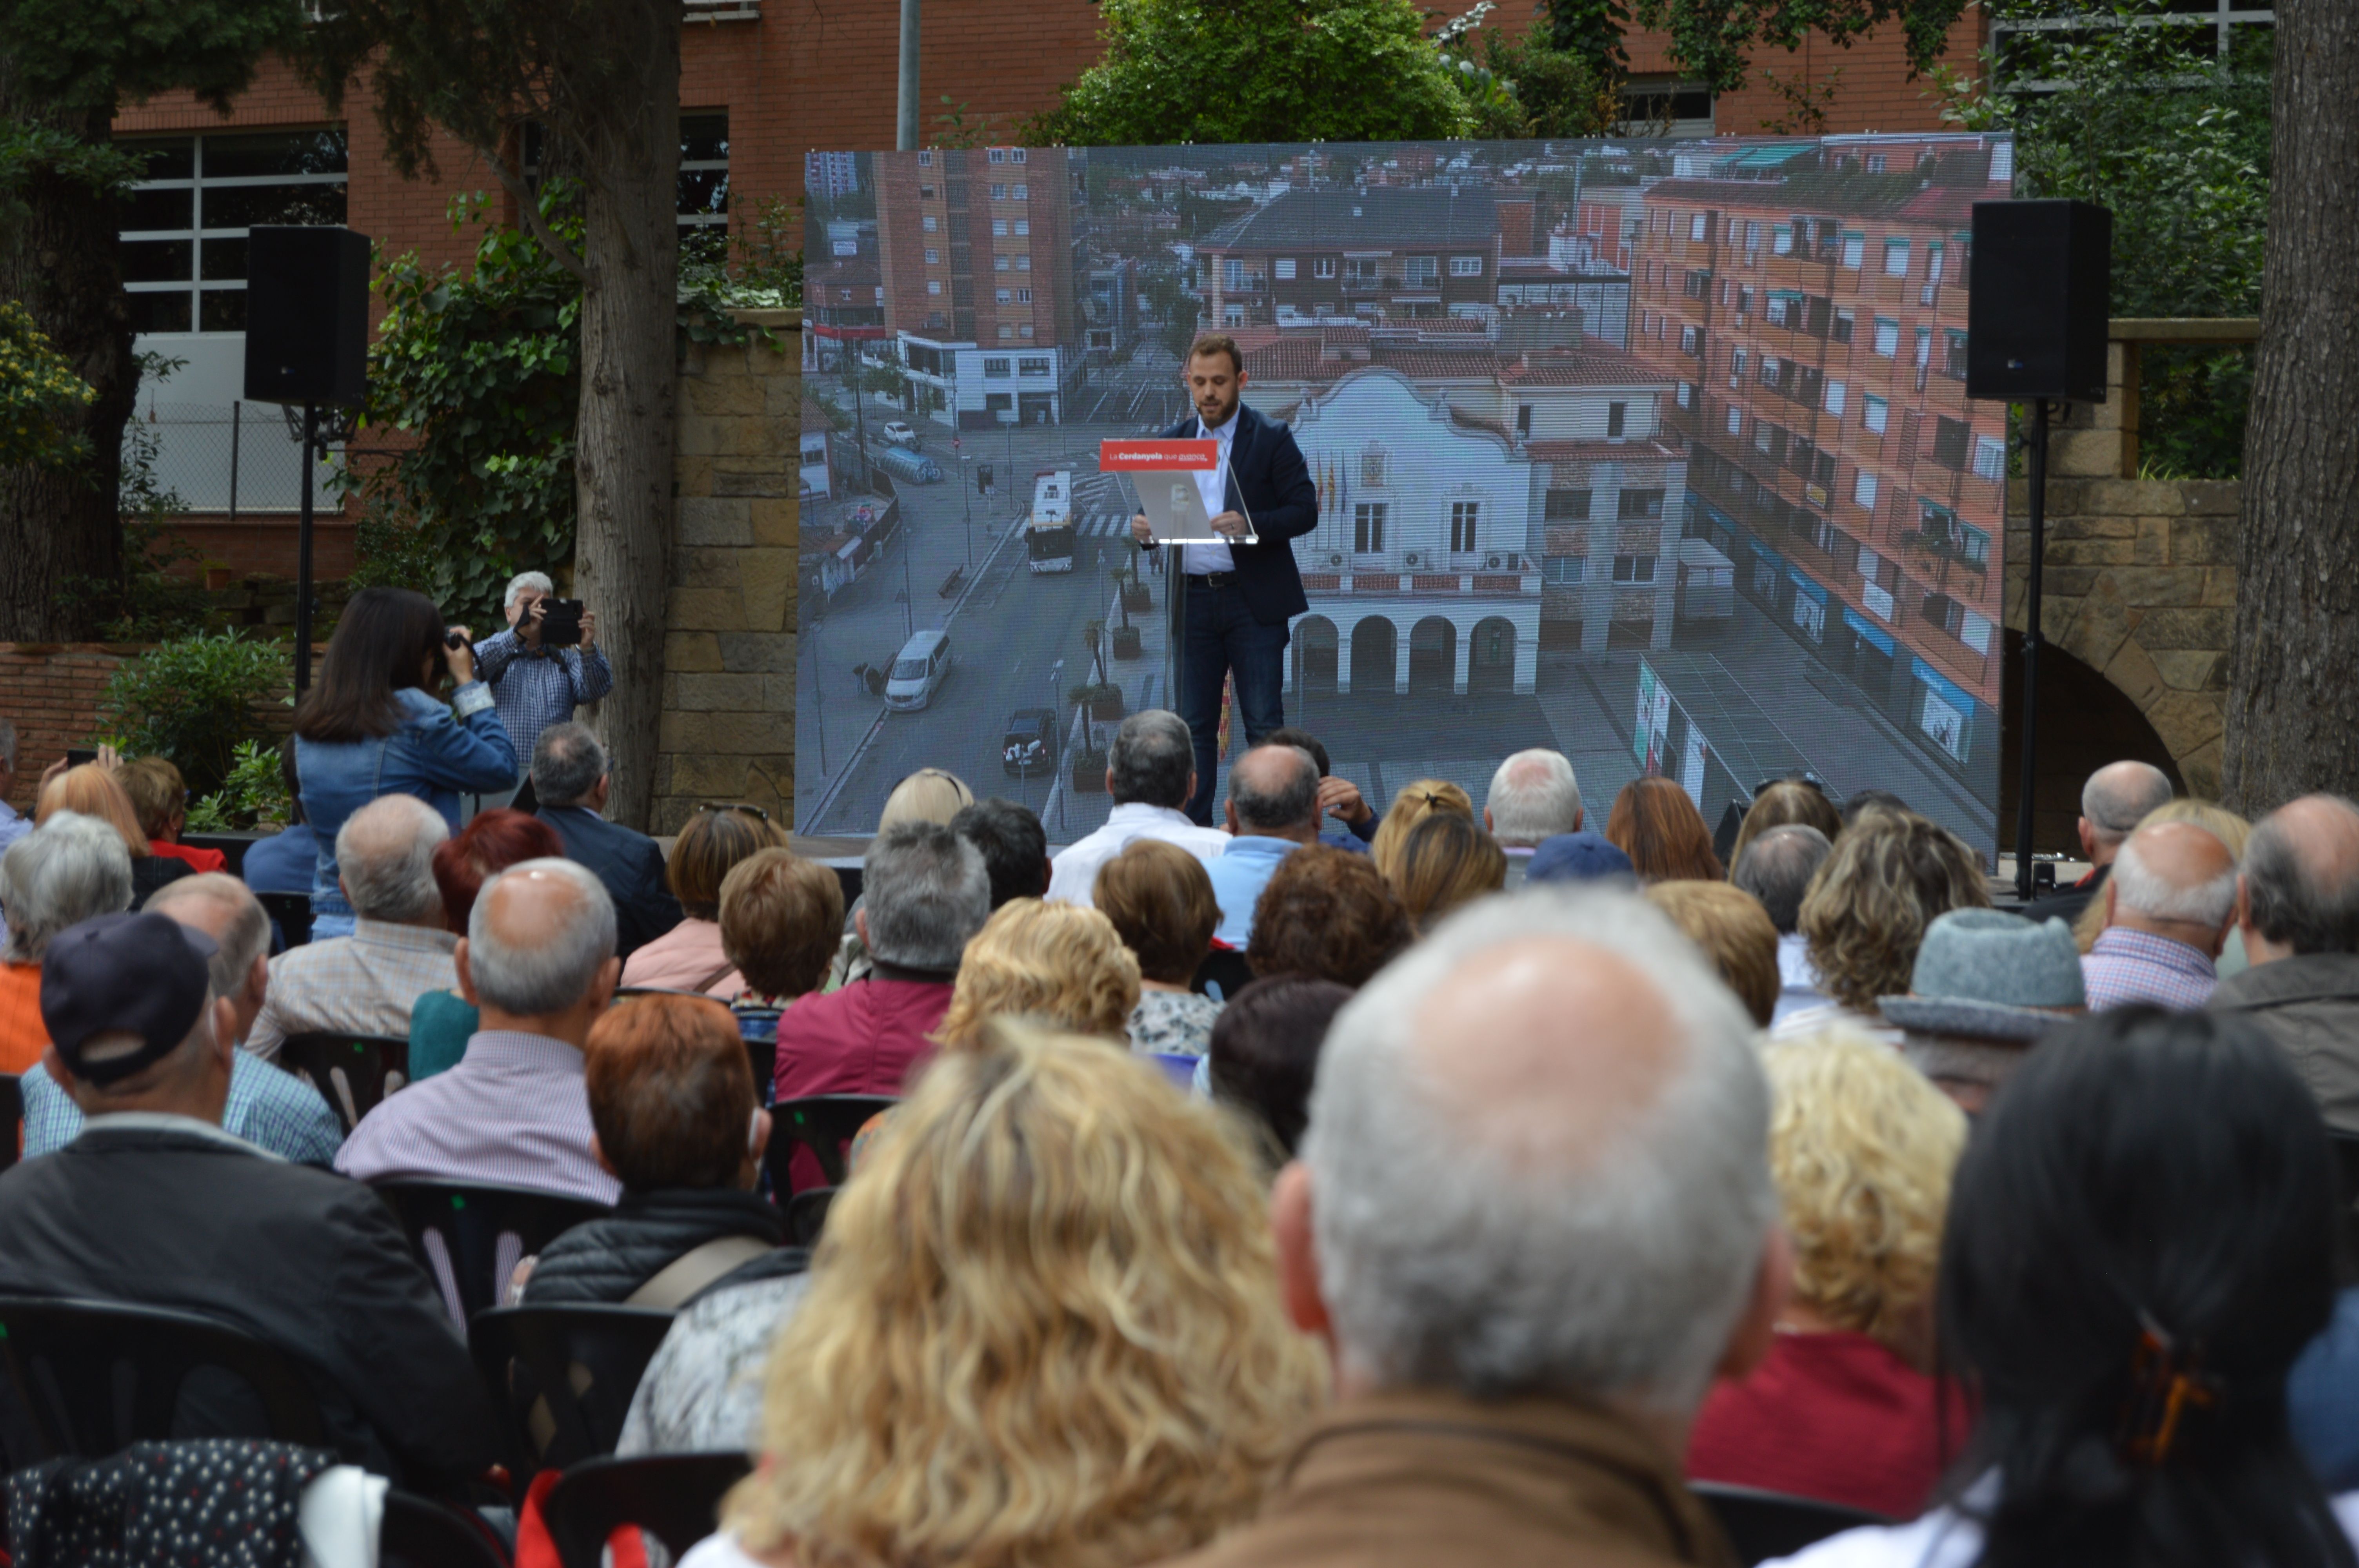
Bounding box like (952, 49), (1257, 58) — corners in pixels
(883, 628), (952, 711)
(1002, 708), (1060, 777)
(882, 420), (918, 447)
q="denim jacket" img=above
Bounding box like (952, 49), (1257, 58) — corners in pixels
(295, 684), (517, 925)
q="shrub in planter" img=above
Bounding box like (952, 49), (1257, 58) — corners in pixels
(1110, 623), (1144, 660)
(1067, 682), (1125, 722)
(96, 630), (290, 798)
(1122, 582), (1153, 613)
(1070, 747), (1109, 793)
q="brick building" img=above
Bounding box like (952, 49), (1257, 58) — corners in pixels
(102, 1), (1983, 573)
(1196, 185), (1524, 329)
(1629, 133), (2012, 788)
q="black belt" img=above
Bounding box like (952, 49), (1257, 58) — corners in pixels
(1184, 571), (1236, 588)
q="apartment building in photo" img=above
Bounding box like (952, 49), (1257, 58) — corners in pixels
(1630, 134), (2013, 789)
(1194, 186), (1527, 330)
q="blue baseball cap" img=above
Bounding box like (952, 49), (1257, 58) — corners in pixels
(1525, 831), (1636, 885)
(40, 912), (217, 1085)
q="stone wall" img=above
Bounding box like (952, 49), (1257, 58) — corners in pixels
(2001, 332), (2248, 802)
(655, 311), (800, 836)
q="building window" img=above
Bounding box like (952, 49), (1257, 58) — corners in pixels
(1743, 219), (1761, 252)
(1772, 224), (1793, 256)
(1450, 501), (1481, 553)
(1729, 347), (1746, 388)
(1833, 308), (1856, 345)
(1450, 254), (1483, 276)
(1543, 555), (1586, 585)
(1020, 323), (1034, 338)
(1274, 258), (1297, 280)
(1842, 232), (1865, 267)
(987, 148), (1005, 164)
(994, 254), (1010, 272)
(984, 391), (1011, 411)
(1013, 183), (1028, 200)
(924, 247), (939, 264)
(1867, 152), (1887, 174)
(996, 288), (1012, 304)
(1011, 148), (1027, 163)
(1405, 256), (1439, 288)
(1864, 394), (1890, 434)
(984, 357), (1011, 378)
(1018, 358), (1051, 378)
(1016, 287), (1033, 304)
(1883, 236), (1910, 276)
(1608, 401), (1627, 438)
(1545, 489), (1592, 521)
(927, 279), (942, 295)
(1314, 257), (1336, 279)
(992, 219), (1007, 237)
(1854, 468), (1880, 508)
(1675, 382), (1692, 410)
(1516, 403), (1534, 437)
(919, 184), (935, 199)
(1872, 317), (1901, 357)
(1973, 434), (2006, 481)
(1016, 254), (1031, 270)
(1824, 378), (1846, 416)
(1014, 219), (1029, 236)
(120, 130), (352, 334)
(990, 183), (1006, 200)
(918, 150), (933, 166)
(998, 324), (1014, 339)
(923, 215), (938, 233)
(1354, 501), (1387, 553)
(1725, 404), (1743, 436)
(1931, 416), (1972, 469)
(1944, 328), (1970, 379)
(1613, 554), (1658, 584)
(1679, 324), (1701, 357)
(1617, 488), (1666, 519)
(1689, 211), (1708, 241)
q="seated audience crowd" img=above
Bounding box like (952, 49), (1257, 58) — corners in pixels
(11, 686), (2359, 1568)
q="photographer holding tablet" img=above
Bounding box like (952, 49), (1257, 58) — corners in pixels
(1129, 334), (1321, 826)
(472, 570), (613, 813)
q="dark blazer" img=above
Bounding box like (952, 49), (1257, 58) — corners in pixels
(0, 1121), (498, 1489)
(539, 804), (685, 962)
(1152, 401), (1321, 627)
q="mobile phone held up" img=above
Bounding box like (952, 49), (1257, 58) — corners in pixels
(66, 748), (98, 768)
(538, 599), (585, 648)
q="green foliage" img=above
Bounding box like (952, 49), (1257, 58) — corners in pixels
(1543, 0), (1631, 74)
(96, 631), (288, 797)
(678, 192), (806, 347)
(340, 192), (582, 631)
(0, 299), (94, 470)
(1469, 24), (1621, 137)
(1025, 0), (1481, 145)
(0, 0), (305, 114)
(1629, 0), (1968, 95)
(1935, 5), (2271, 478)
(184, 739), (293, 833)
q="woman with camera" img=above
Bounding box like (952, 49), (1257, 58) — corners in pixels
(293, 586), (520, 940)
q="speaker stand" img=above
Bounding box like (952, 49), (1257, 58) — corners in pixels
(295, 400), (317, 699)
(2014, 397), (2051, 901)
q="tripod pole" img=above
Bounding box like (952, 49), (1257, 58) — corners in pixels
(2015, 398), (2049, 901)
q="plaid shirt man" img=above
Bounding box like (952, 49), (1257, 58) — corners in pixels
(2081, 926), (2220, 1013)
(245, 920), (459, 1063)
(473, 628), (614, 779)
(21, 1050), (343, 1167)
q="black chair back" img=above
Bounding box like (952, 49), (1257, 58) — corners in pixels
(256, 890), (312, 948)
(2330, 1132), (2359, 1281)
(543, 1452), (753, 1568)
(765, 1094), (897, 1194)
(1692, 1482), (1888, 1565)
(0, 1073), (22, 1175)
(278, 1032), (409, 1135)
(381, 1489), (511, 1568)
(375, 1184), (614, 1331)
(469, 1305), (676, 1472)
(0, 1296), (327, 1458)
(786, 1186), (836, 1247)
(737, 1009), (781, 1105)
(1192, 946), (1255, 1003)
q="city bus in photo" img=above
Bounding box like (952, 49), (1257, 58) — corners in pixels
(1027, 468), (1076, 574)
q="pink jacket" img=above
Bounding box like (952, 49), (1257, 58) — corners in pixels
(617, 918), (743, 999)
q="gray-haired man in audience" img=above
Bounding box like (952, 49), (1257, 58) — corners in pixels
(1047, 710), (1229, 906)
(24, 873), (343, 1164)
(1732, 823), (1834, 1024)
(1484, 749), (1584, 888)
(2212, 794), (2359, 1134)
(245, 794), (456, 1063)
(1169, 887), (1789, 1568)
(531, 720), (683, 961)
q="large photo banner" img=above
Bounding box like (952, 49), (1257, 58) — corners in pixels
(798, 134), (2013, 854)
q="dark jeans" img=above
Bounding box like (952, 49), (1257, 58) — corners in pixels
(1178, 576), (1288, 824)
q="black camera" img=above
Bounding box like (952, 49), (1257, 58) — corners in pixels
(537, 599), (585, 648)
(444, 629), (470, 651)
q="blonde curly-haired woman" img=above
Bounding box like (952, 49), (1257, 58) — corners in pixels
(685, 1024), (1326, 1568)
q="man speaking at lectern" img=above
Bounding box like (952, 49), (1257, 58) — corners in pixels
(1130, 334), (1321, 825)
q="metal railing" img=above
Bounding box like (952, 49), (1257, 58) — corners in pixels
(129, 401), (338, 517)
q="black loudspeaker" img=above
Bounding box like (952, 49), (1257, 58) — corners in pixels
(1966, 200), (2111, 403)
(242, 226), (371, 406)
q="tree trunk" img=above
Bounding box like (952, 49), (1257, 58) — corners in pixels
(570, 3), (680, 831)
(0, 69), (133, 641)
(2222, 0), (2359, 811)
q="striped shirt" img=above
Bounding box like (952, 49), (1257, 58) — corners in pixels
(335, 1029), (620, 1205)
(473, 628), (614, 777)
(245, 920), (458, 1064)
(2082, 926), (2219, 1013)
(23, 1050), (343, 1167)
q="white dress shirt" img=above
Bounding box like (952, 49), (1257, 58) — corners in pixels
(1046, 802), (1229, 907)
(1181, 411), (1240, 576)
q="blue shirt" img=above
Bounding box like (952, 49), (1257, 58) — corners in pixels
(21, 1051), (344, 1167)
(473, 628), (614, 778)
(240, 824), (318, 895)
(294, 684), (516, 933)
(1205, 836), (1303, 949)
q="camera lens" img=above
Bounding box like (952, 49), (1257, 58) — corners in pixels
(445, 630), (466, 650)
